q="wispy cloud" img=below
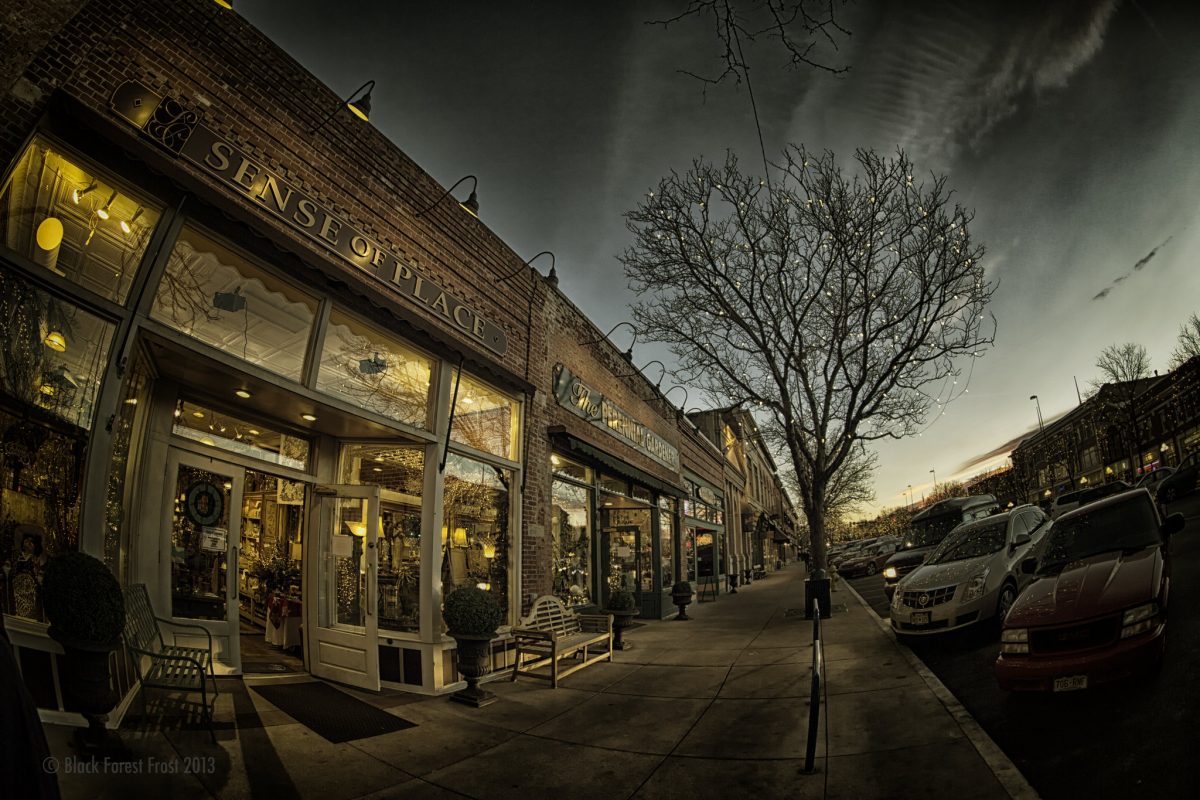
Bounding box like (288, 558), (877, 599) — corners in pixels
(1091, 236), (1174, 300)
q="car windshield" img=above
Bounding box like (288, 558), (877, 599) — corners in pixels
(905, 513), (960, 548)
(927, 520), (1007, 564)
(1039, 496), (1160, 574)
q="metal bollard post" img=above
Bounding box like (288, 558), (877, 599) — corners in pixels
(802, 598), (822, 774)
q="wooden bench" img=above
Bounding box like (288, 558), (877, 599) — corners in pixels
(123, 584), (219, 742)
(510, 596), (613, 688)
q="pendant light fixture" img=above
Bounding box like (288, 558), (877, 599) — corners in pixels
(43, 330), (67, 352)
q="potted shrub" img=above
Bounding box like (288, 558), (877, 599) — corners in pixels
(604, 589), (639, 650)
(443, 586), (503, 707)
(670, 580), (694, 620)
(42, 552), (125, 751)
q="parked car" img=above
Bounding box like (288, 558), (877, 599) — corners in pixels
(837, 541), (899, 578)
(1136, 467), (1174, 494)
(1156, 452), (1200, 508)
(882, 495), (1000, 600)
(1050, 480), (1131, 520)
(994, 489), (1184, 692)
(890, 505), (1048, 636)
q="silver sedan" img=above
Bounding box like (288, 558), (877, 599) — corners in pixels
(890, 505), (1048, 636)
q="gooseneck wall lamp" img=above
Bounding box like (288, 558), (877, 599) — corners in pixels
(496, 250), (555, 285)
(310, 79), (375, 134)
(618, 359), (667, 386)
(413, 175), (479, 219)
(580, 321), (638, 361)
(664, 385), (689, 410)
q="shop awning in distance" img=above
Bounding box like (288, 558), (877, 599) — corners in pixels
(552, 432), (685, 498)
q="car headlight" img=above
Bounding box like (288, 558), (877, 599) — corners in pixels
(1120, 602), (1160, 639)
(1000, 627), (1028, 654)
(961, 567), (990, 602)
(883, 567), (898, 580)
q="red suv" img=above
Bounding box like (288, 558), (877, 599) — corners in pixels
(995, 489), (1184, 692)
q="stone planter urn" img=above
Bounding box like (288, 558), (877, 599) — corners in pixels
(605, 590), (639, 650)
(443, 587), (502, 708)
(670, 581), (694, 620)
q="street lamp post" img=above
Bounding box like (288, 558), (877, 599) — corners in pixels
(906, 484), (913, 508)
(929, 468), (937, 488)
(1030, 395), (1045, 436)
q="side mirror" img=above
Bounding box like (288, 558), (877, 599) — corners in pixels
(1011, 532), (1032, 549)
(895, 544), (902, 553)
(1162, 513), (1186, 538)
(1020, 557), (1038, 575)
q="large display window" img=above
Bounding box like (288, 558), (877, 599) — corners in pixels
(318, 308), (434, 429)
(449, 371), (519, 460)
(442, 452), (512, 623)
(551, 479), (592, 606)
(151, 225), (318, 381)
(0, 136), (163, 304)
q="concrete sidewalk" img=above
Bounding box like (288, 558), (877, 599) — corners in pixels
(45, 565), (1035, 799)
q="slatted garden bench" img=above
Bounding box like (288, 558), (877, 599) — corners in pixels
(510, 595), (612, 688)
(123, 584), (219, 741)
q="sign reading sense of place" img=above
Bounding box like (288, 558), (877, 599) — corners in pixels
(552, 364), (680, 471)
(109, 81), (507, 358)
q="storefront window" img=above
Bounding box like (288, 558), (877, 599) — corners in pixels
(600, 502), (651, 598)
(172, 398), (310, 471)
(449, 371), (518, 460)
(442, 452), (511, 623)
(0, 270), (115, 431)
(658, 497), (675, 589)
(318, 308), (433, 429)
(340, 444), (424, 633)
(551, 453), (591, 483)
(598, 473), (627, 496)
(151, 226), (317, 381)
(0, 138), (162, 304)
(551, 479), (591, 606)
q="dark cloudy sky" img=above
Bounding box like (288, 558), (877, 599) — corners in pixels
(238, 0), (1200, 513)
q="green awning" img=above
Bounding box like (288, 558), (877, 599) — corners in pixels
(552, 433), (686, 498)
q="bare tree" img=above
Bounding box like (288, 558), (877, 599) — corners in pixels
(787, 443), (876, 520)
(1090, 342), (1152, 478)
(622, 146), (995, 573)
(1168, 313), (1200, 371)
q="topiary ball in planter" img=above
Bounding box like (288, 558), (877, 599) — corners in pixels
(444, 587), (502, 708)
(43, 551), (125, 651)
(443, 586), (503, 636)
(605, 589), (637, 612)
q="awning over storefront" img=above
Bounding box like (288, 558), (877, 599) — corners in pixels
(552, 432), (685, 498)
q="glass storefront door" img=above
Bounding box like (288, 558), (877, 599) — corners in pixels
(163, 448), (245, 673)
(306, 484), (381, 690)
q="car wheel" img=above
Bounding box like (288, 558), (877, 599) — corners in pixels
(1160, 487), (1176, 504)
(996, 583), (1017, 625)
(866, 561), (877, 576)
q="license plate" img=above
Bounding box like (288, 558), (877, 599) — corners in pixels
(1053, 675), (1088, 692)
(910, 612), (930, 625)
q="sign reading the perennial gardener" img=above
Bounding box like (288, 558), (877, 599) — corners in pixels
(109, 80), (507, 357)
(552, 364), (680, 471)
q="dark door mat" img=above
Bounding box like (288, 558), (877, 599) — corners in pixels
(251, 681), (416, 742)
(242, 661), (298, 674)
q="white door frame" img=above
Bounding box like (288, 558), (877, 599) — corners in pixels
(161, 448), (245, 674)
(306, 484), (381, 691)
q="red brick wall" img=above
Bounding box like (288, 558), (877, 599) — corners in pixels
(0, 0), (536, 383)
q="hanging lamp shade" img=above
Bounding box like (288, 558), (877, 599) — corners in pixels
(43, 330), (67, 352)
(347, 89), (372, 122)
(458, 189), (480, 218)
(36, 217), (64, 251)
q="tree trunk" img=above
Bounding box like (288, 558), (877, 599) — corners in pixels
(806, 495), (827, 574)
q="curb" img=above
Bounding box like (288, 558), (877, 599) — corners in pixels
(841, 581), (1040, 800)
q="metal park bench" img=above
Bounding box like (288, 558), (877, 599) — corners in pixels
(510, 595), (612, 688)
(123, 584), (219, 741)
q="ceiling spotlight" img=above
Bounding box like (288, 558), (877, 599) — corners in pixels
(95, 190), (117, 220)
(72, 181), (97, 204)
(43, 330), (67, 352)
(120, 207), (144, 234)
(301, 413), (317, 422)
(235, 389), (252, 399)
(192, 411), (205, 418)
